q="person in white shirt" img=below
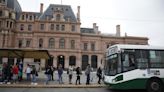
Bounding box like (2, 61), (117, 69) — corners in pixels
(67, 66), (73, 84)
(25, 64), (31, 81)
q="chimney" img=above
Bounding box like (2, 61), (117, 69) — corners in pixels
(93, 23), (97, 30)
(40, 3), (44, 13)
(116, 25), (121, 37)
(77, 6), (80, 22)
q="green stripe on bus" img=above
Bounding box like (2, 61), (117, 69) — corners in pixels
(105, 78), (148, 89)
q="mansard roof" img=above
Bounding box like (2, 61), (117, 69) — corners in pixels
(39, 4), (77, 22)
(80, 28), (95, 34)
(7, 0), (22, 12)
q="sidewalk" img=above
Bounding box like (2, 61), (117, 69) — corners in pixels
(0, 71), (105, 88)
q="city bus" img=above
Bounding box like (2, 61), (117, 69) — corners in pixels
(104, 44), (164, 92)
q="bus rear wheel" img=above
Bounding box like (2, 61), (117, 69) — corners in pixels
(146, 78), (163, 92)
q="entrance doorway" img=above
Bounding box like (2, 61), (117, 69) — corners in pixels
(82, 55), (89, 70)
(57, 55), (65, 69)
(91, 55), (97, 69)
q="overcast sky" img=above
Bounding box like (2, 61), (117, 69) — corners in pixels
(17, 0), (164, 46)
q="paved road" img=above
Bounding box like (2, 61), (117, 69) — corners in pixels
(0, 88), (146, 92)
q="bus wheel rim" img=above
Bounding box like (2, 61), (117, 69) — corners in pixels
(151, 82), (160, 91)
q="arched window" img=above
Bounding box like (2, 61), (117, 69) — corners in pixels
(49, 38), (55, 48)
(59, 38), (65, 49)
(39, 38), (43, 48)
(56, 14), (61, 21)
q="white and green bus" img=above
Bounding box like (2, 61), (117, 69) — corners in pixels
(104, 44), (164, 92)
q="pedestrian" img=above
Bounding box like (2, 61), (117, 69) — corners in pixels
(2, 63), (7, 83)
(45, 65), (51, 85)
(25, 64), (31, 81)
(85, 64), (92, 85)
(97, 67), (102, 84)
(67, 65), (73, 84)
(18, 62), (23, 81)
(2, 63), (12, 84)
(58, 64), (63, 84)
(50, 66), (55, 81)
(12, 64), (18, 84)
(75, 67), (81, 85)
(31, 66), (38, 85)
(6, 64), (12, 84)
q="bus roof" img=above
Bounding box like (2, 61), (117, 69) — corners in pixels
(108, 44), (164, 50)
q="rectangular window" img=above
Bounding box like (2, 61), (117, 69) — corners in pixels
(56, 25), (59, 31)
(40, 24), (44, 30)
(22, 15), (24, 20)
(71, 40), (75, 49)
(18, 40), (22, 48)
(135, 50), (149, 69)
(149, 50), (164, 68)
(0, 11), (2, 16)
(50, 24), (54, 30)
(26, 14), (28, 19)
(71, 25), (75, 31)
(26, 40), (31, 47)
(28, 25), (32, 31)
(91, 43), (95, 51)
(61, 25), (65, 31)
(10, 22), (12, 28)
(84, 43), (88, 51)
(29, 15), (32, 20)
(20, 24), (24, 31)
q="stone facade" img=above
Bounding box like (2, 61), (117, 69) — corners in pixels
(0, 0), (148, 70)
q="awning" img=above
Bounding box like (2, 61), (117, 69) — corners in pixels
(0, 48), (51, 59)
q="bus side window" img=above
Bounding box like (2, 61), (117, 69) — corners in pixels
(122, 53), (136, 72)
(122, 54), (129, 72)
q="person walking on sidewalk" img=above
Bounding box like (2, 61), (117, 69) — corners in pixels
(12, 64), (18, 84)
(96, 67), (102, 84)
(31, 66), (38, 85)
(75, 67), (81, 85)
(45, 65), (51, 85)
(85, 64), (92, 85)
(58, 64), (63, 84)
(25, 64), (31, 81)
(67, 65), (73, 84)
(50, 66), (55, 81)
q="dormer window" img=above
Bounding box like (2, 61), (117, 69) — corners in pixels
(29, 15), (32, 20)
(22, 15), (25, 20)
(56, 14), (61, 21)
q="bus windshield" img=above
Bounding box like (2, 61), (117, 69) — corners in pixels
(105, 54), (118, 76)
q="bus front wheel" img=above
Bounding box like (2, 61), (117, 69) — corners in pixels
(146, 78), (164, 92)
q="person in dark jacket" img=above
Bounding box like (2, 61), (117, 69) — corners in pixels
(75, 67), (81, 85)
(50, 66), (55, 81)
(31, 66), (38, 85)
(58, 64), (63, 84)
(97, 67), (102, 84)
(45, 65), (51, 85)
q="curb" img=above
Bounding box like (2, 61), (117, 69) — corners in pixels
(0, 84), (106, 88)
